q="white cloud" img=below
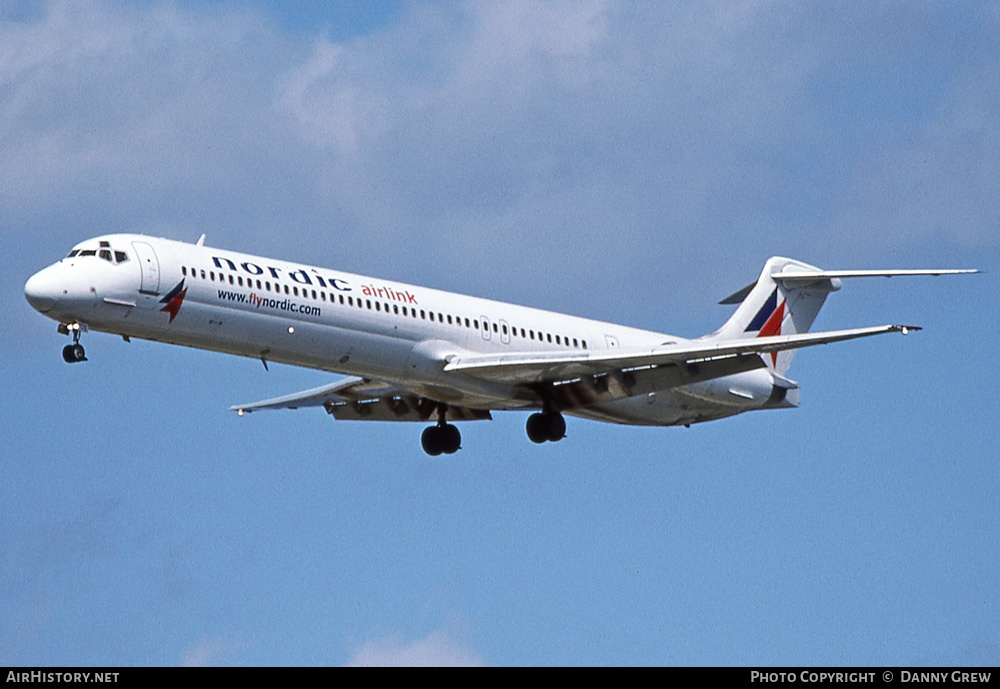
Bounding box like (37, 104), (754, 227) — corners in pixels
(181, 636), (242, 667)
(345, 630), (484, 667)
(4, 1), (997, 330)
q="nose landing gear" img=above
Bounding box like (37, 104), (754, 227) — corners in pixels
(59, 322), (87, 363)
(62, 343), (86, 363)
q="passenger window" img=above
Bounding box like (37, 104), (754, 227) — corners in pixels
(182, 266), (187, 276)
(200, 270), (206, 279)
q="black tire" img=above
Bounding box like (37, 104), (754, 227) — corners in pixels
(545, 412), (566, 442)
(63, 344), (86, 363)
(421, 426), (443, 456)
(441, 424), (461, 454)
(526, 413), (548, 444)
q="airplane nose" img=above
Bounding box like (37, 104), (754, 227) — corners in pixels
(25, 268), (58, 313)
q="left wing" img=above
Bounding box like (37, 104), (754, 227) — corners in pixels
(443, 324), (916, 384)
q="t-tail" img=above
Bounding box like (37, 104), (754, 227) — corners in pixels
(707, 257), (979, 376)
(708, 257), (836, 375)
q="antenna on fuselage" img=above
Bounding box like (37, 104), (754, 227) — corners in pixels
(196, 234), (206, 247)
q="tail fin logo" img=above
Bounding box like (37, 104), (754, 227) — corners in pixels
(745, 288), (785, 366)
(159, 279), (187, 324)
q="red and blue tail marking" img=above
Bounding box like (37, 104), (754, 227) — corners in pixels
(745, 287), (785, 366)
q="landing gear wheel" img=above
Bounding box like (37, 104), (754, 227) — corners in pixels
(421, 426), (443, 456)
(545, 412), (566, 442)
(441, 424), (461, 455)
(421, 424), (462, 456)
(526, 413), (548, 444)
(62, 343), (86, 363)
(527, 412), (566, 444)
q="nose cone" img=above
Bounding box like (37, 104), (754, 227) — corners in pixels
(25, 267), (59, 313)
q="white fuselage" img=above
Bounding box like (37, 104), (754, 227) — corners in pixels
(25, 234), (783, 426)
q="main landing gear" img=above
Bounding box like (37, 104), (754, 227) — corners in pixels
(421, 407), (461, 456)
(421, 411), (567, 454)
(60, 323), (87, 363)
(525, 412), (566, 444)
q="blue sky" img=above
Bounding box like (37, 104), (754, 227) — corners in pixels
(2, 1), (998, 666)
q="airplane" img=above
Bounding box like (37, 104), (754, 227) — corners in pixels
(24, 233), (977, 455)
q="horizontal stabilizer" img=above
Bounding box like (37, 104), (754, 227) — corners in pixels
(772, 268), (979, 281)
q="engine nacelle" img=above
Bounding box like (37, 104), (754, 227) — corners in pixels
(678, 368), (798, 410)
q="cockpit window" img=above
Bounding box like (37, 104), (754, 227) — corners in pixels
(68, 246), (130, 264)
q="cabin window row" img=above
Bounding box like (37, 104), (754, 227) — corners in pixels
(181, 265), (587, 349)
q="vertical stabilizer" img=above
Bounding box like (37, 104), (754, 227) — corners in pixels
(708, 257), (840, 375)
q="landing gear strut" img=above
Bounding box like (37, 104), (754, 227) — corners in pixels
(61, 324), (87, 363)
(526, 412), (566, 444)
(421, 406), (461, 456)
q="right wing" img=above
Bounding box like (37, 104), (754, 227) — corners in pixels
(230, 376), (492, 422)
